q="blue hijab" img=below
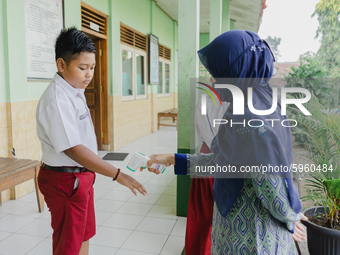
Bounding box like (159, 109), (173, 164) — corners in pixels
(198, 30), (302, 217)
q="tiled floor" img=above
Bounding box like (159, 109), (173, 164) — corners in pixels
(0, 126), (186, 255)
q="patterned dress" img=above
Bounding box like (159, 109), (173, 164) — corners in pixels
(175, 154), (301, 255)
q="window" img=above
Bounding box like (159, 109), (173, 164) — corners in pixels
(122, 48), (133, 96)
(120, 23), (147, 100)
(158, 59), (171, 95)
(157, 44), (171, 96)
(136, 53), (146, 95)
(121, 45), (147, 100)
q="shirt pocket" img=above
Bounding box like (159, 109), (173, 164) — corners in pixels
(79, 111), (89, 121)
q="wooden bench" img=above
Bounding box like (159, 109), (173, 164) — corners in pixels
(0, 157), (44, 213)
(158, 108), (178, 130)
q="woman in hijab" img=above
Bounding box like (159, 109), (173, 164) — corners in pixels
(147, 29), (305, 254)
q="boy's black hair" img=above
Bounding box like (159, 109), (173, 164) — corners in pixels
(55, 27), (96, 64)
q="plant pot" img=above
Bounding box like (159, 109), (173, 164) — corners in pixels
(302, 206), (340, 255)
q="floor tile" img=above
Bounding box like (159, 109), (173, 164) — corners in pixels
(121, 231), (168, 254)
(112, 183), (135, 192)
(160, 236), (185, 255)
(169, 179), (177, 187)
(136, 217), (176, 235)
(147, 205), (178, 220)
(102, 213), (143, 230)
(116, 202), (152, 216)
(0, 214), (34, 232)
(91, 227), (132, 248)
(11, 201), (47, 219)
(156, 194), (176, 206)
(128, 193), (161, 204)
(143, 184), (167, 195)
(95, 211), (114, 226)
(94, 178), (117, 190)
(89, 244), (118, 255)
(95, 199), (125, 213)
(0, 231), (11, 242)
(146, 177), (174, 186)
(17, 218), (52, 237)
(101, 190), (134, 201)
(39, 211), (52, 220)
(15, 191), (36, 203)
(162, 186), (176, 196)
(0, 199), (29, 214)
(130, 175), (153, 185)
(25, 238), (52, 255)
(0, 233), (44, 255)
(115, 249), (158, 255)
(93, 188), (111, 201)
(171, 219), (187, 237)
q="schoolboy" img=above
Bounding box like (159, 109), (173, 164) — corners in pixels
(36, 27), (147, 255)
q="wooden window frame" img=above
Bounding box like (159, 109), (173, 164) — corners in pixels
(120, 23), (147, 51)
(159, 43), (171, 61)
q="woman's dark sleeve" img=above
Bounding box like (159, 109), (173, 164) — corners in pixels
(174, 153), (215, 177)
(174, 153), (188, 175)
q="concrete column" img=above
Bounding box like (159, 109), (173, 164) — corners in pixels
(177, 0), (200, 217)
(222, 0), (230, 33)
(177, 0), (199, 150)
(209, 0), (222, 42)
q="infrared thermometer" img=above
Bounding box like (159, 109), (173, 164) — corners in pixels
(126, 152), (166, 173)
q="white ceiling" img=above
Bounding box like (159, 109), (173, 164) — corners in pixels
(155, 0), (264, 33)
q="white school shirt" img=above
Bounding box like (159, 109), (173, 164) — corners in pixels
(36, 73), (98, 167)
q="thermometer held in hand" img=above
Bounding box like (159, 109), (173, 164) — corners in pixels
(126, 152), (166, 173)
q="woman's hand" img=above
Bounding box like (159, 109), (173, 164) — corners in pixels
(140, 154), (175, 174)
(116, 172), (148, 196)
(292, 213), (308, 242)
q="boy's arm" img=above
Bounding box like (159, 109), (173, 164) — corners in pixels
(64, 145), (147, 196)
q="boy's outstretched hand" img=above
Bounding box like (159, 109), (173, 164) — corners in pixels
(63, 145), (147, 196)
(141, 154), (175, 174)
(116, 172), (148, 196)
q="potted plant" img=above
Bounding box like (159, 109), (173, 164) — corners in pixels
(290, 93), (340, 255)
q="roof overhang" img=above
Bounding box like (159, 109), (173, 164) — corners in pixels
(155, 0), (265, 33)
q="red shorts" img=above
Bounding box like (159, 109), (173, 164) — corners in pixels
(38, 166), (96, 255)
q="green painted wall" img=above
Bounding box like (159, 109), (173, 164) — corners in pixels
(199, 33), (210, 49)
(3, 0), (30, 102)
(151, 2), (177, 94)
(222, 0), (230, 33)
(153, 4), (173, 48)
(114, 0), (151, 35)
(110, 0), (177, 96)
(230, 19), (235, 30)
(0, 0), (7, 102)
(64, 0), (82, 28)
(83, 0), (110, 15)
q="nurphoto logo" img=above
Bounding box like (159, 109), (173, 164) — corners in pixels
(197, 82), (312, 128)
